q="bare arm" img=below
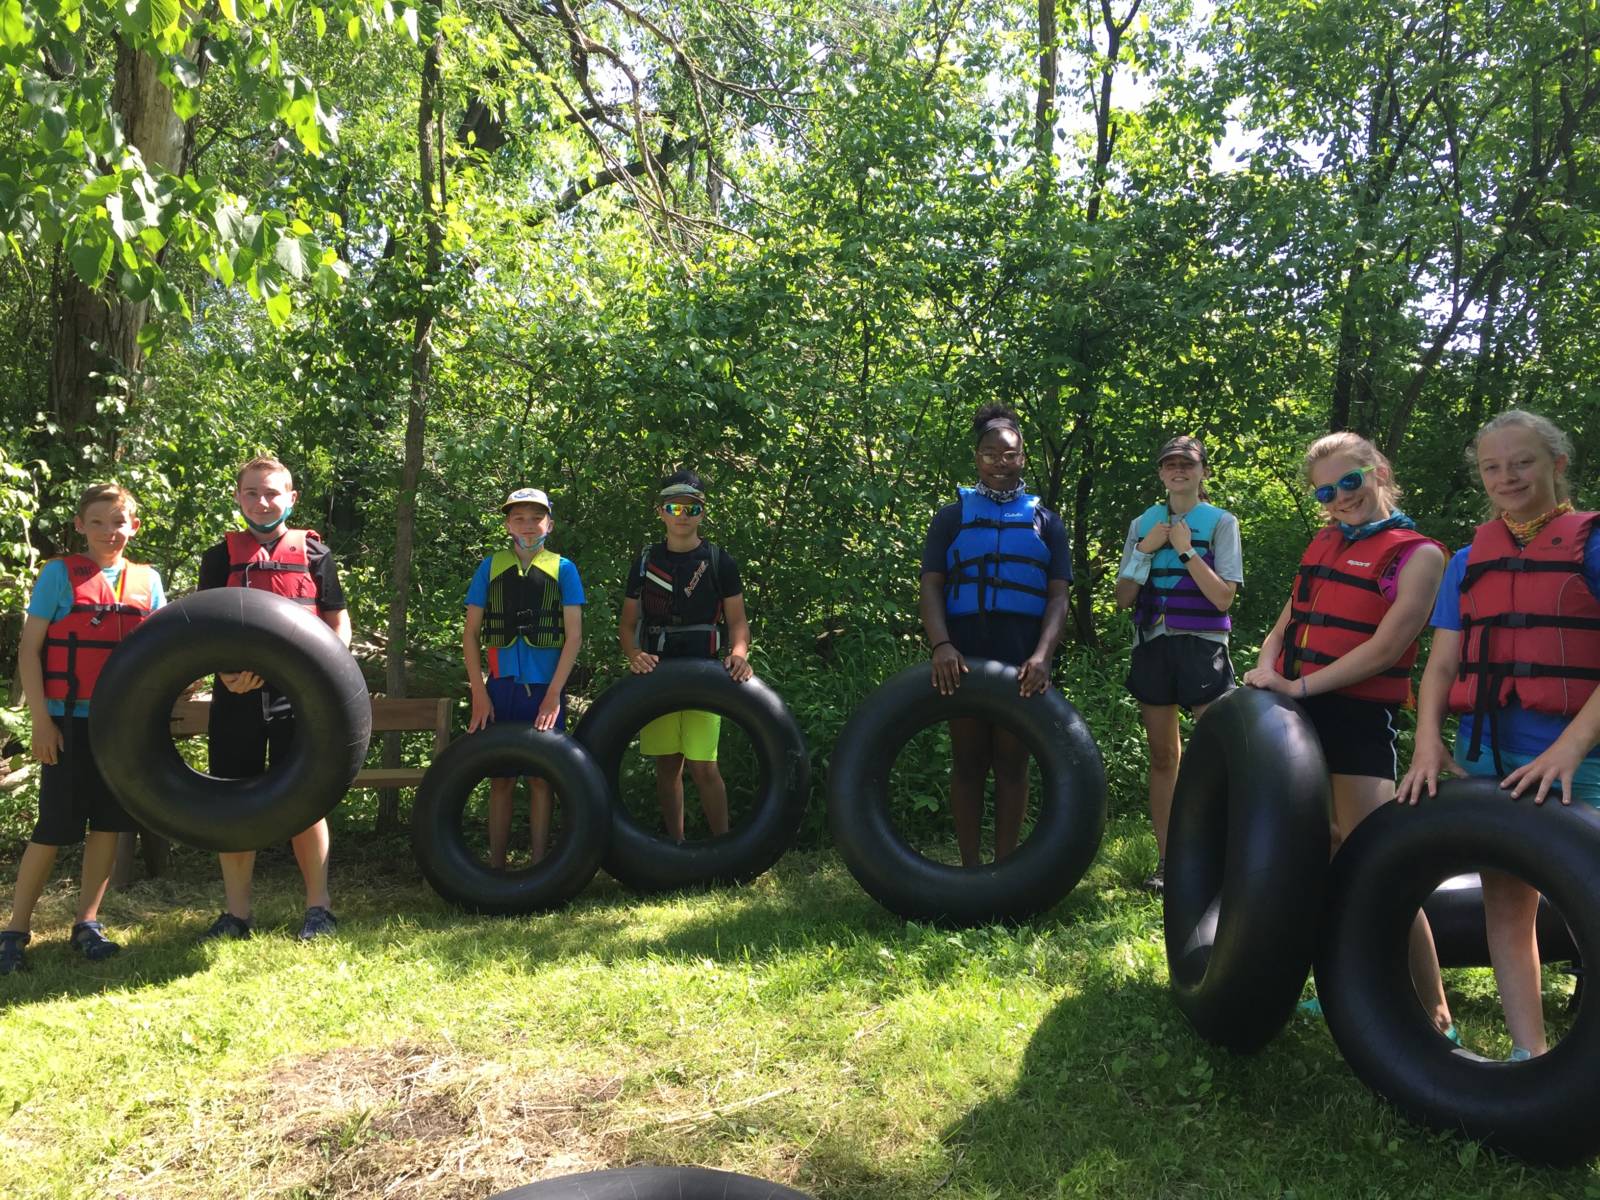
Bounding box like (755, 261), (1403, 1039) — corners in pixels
(464, 605), (492, 732)
(18, 615), (63, 765)
(323, 607), (353, 648)
(1018, 580), (1070, 697)
(721, 594), (753, 681)
(619, 595), (655, 673)
(1397, 628), (1465, 802)
(536, 606), (584, 730)
(920, 570), (965, 695)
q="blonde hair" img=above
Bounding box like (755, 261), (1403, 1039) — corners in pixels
(235, 456), (295, 488)
(75, 482), (137, 520)
(1303, 431), (1401, 513)
(1467, 409), (1574, 502)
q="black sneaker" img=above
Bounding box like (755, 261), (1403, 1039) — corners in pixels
(70, 920), (120, 961)
(297, 906), (338, 941)
(0, 930), (29, 974)
(199, 912), (253, 942)
(1141, 862), (1165, 894)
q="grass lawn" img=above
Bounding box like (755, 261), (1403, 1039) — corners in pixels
(2, 814), (1596, 1200)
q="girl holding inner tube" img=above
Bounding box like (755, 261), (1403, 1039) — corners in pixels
(1113, 436), (1242, 893)
(1398, 410), (1600, 1060)
(918, 405), (1072, 867)
(1244, 431), (1454, 1038)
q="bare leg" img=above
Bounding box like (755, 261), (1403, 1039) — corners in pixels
(290, 819), (332, 911)
(487, 776), (517, 869)
(1483, 869), (1546, 1055)
(655, 754), (687, 842)
(75, 830), (119, 923)
(1139, 703), (1182, 858)
(948, 718), (993, 867)
(5, 842), (60, 932)
(990, 725), (1029, 861)
(686, 759), (730, 835)
(218, 851), (257, 921)
(528, 778), (552, 863)
(1331, 773), (1453, 1032)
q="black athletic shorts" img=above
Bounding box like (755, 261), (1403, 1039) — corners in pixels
(1298, 691), (1400, 781)
(208, 684), (297, 778)
(946, 613), (1042, 668)
(1124, 634), (1234, 709)
(32, 717), (138, 845)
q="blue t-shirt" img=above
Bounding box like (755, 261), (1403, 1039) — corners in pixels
(464, 552), (584, 686)
(1431, 528), (1600, 761)
(26, 558), (168, 716)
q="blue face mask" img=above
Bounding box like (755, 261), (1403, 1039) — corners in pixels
(244, 503), (293, 535)
(512, 531), (548, 553)
(1338, 509), (1415, 541)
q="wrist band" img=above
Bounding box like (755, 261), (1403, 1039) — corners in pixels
(931, 640), (952, 652)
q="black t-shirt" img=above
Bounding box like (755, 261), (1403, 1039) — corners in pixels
(625, 541), (743, 657)
(199, 530), (347, 718)
(198, 531), (347, 610)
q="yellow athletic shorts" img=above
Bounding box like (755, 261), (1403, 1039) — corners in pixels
(639, 709), (721, 761)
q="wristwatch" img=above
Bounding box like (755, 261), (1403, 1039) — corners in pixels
(1178, 550), (1195, 564)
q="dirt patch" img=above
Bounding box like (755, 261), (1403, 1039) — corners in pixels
(110, 1042), (630, 1199)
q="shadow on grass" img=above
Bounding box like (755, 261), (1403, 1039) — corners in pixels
(0, 919), (215, 1009)
(941, 975), (1600, 1198)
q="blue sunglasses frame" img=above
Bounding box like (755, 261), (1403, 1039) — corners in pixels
(1313, 465), (1375, 504)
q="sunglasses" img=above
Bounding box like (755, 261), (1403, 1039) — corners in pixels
(1312, 465), (1375, 504)
(661, 501), (705, 518)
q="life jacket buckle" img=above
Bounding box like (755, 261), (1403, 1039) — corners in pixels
(1502, 612), (1530, 628)
(1510, 662), (1536, 678)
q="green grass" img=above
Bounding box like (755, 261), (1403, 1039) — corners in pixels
(2, 818), (1596, 1200)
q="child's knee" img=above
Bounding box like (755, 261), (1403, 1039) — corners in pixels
(686, 759), (721, 786)
(654, 753), (685, 776)
(1147, 743), (1181, 774)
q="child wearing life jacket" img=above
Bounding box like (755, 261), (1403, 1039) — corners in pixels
(1114, 436), (1241, 893)
(618, 470), (751, 843)
(920, 405), (1072, 867)
(196, 456), (351, 943)
(463, 487), (584, 867)
(1398, 410), (1600, 1060)
(3, 483), (167, 974)
(1245, 431), (1453, 1038)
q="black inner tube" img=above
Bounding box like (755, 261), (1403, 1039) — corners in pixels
(572, 658), (809, 892)
(828, 658), (1106, 926)
(1315, 778), (1600, 1164)
(89, 588), (371, 852)
(1163, 687), (1331, 1054)
(411, 723), (611, 915)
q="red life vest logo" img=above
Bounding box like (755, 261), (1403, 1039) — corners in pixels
(1346, 559), (1372, 568)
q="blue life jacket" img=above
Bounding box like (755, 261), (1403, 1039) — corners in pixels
(944, 487), (1051, 619)
(1132, 502), (1231, 633)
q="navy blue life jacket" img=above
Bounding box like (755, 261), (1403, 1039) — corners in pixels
(944, 487), (1051, 619)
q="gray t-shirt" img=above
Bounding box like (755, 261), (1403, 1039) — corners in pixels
(1116, 508), (1244, 645)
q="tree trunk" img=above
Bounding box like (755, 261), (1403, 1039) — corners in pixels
(1032, 0), (1057, 201)
(49, 40), (184, 462)
(379, 26), (446, 833)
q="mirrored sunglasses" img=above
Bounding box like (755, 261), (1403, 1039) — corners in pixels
(1312, 465), (1375, 504)
(662, 501), (705, 518)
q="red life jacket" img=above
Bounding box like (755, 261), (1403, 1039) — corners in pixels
(1447, 513), (1600, 764)
(42, 555), (156, 706)
(225, 529), (319, 605)
(1276, 525), (1440, 705)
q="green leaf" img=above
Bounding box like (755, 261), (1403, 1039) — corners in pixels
(143, 0), (179, 36)
(272, 233), (307, 279)
(264, 287), (292, 327)
(67, 221), (114, 287)
(78, 173), (120, 202)
(218, 0), (237, 20)
(0, 0), (26, 49)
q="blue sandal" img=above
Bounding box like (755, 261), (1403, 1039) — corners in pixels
(0, 930), (29, 974)
(70, 920), (120, 962)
